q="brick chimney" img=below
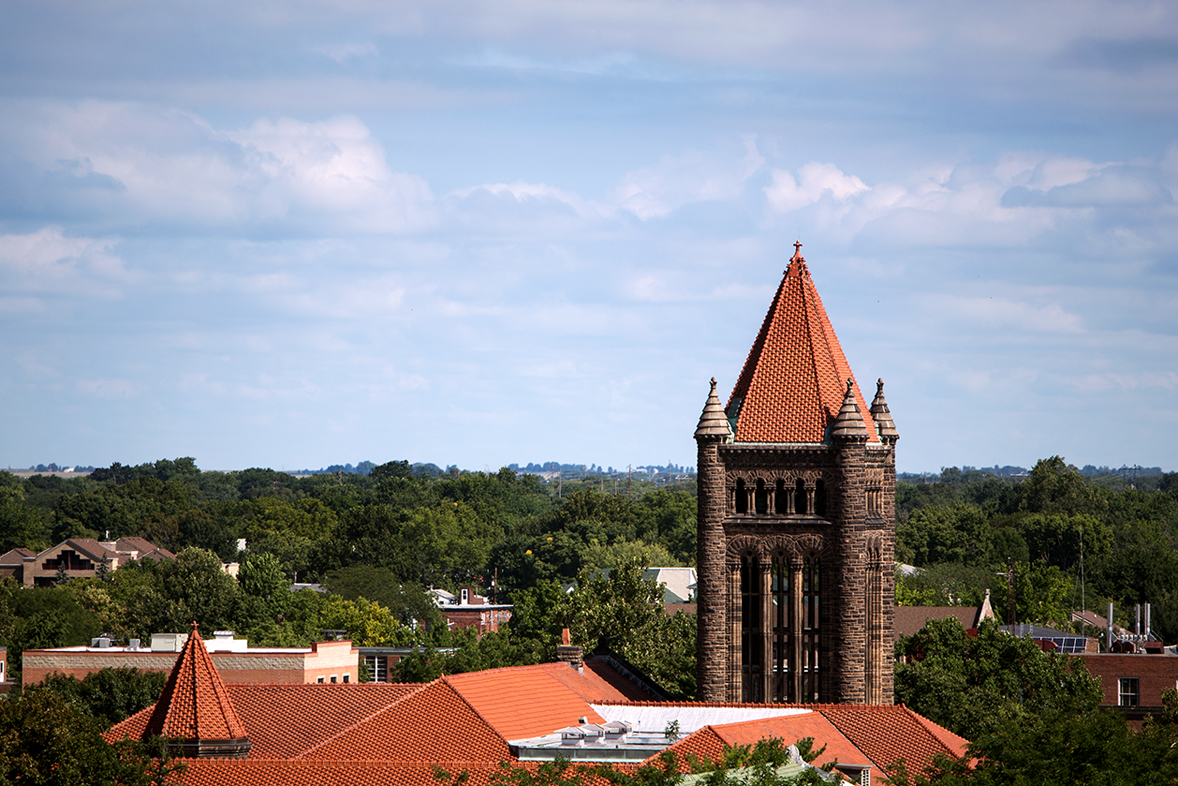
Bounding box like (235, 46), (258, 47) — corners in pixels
(555, 628), (583, 672)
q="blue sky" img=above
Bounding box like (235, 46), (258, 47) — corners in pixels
(2, 0), (1176, 473)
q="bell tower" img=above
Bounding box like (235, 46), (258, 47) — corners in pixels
(695, 244), (897, 705)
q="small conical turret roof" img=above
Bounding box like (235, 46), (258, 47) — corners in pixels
(142, 623), (250, 758)
(831, 378), (869, 441)
(695, 378), (734, 441)
(869, 378), (898, 442)
(726, 243), (877, 444)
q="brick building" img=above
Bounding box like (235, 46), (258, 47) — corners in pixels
(1078, 652), (1178, 724)
(22, 631), (357, 685)
(695, 244), (898, 705)
(0, 537), (174, 586)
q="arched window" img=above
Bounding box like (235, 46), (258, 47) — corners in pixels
(740, 553), (762, 702)
(770, 554), (790, 702)
(754, 478), (768, 515)
(794, 479), (807, 515)
(801, 554), (821, 702)
(774, 479), (788, 514)
(814, 479), (826, 517)
(735, 479), (748, 514)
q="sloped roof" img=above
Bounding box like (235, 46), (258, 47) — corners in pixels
(0, 547), (35, 563)
(547, 659), (645, 704)
(50, 538), (116, 562)
(141, 624), (248, 743)
(581, 657), (661, 702)
(446, 664), (606, 741)
(893, 607), (983, 640)
(109, 683), (424, 758)
(299, 679), (511, 762)
(113, 536), (176, 561)
(709, 712), (871, 767)
(822, 704), (968, 777)
(163, 759), (537, 786)
(726, 245), (877, 444)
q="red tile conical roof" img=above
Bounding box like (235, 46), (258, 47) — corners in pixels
(142, 623), (250, 758)
(727, 244), (877, 444)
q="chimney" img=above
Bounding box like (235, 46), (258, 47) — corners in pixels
(556, 627), (584, 672)
(1145, 603), (1152, 640)
(1136, 604), (1142, 636)
(1107, 602), (1114, 652)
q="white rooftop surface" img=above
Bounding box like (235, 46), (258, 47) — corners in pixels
(644, 567), (697, 603)
(590, 704), (810, 735)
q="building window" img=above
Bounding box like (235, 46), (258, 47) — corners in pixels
(739, 553), (762, 702)
(317, 677), (324, 683)
(801, 555), (820, 703)
(735, 479), (748, 514)
(330, 675), (338, 683)
(343, 674), (349, 683)
(754, 478), (768, 515)
(1119, 678), (1140, 707)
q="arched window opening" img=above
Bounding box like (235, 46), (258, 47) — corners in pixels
(794, 479), (807, 515)
(814, 479), (826, 517)
(770, 555), (791, 702)
(754, 478), (768, 515)
(801, 555), (821, 703)
(740, 553), (763, 702)
(774, 479), (788, 514)
(735, 479), (748, 514)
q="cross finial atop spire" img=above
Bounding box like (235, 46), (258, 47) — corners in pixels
(792, 240), (803, 259)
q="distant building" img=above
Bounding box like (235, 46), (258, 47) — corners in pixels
(893, 590), (998, 645)
(22, 630), (357, 685)
(0, 537), (174, 587)
(1079, 652), (1178, 724)
(431, 586), (513, 635)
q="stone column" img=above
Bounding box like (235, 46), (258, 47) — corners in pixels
(696, 435), (729, 702)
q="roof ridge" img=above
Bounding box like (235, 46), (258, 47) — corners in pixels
(141, 623), (250, 758)
(293, 679), (434, 759)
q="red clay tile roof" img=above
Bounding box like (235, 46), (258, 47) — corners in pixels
(108, 683), (424, 757)
(712, 713), (872, 766)
(141, 624), (248, 743)
(168, 759), (524, 786)
(546, 659), (641, 703)
(299, 679), (512, 762)
(823, 704), (967, 776)
(580, 657), (661, 702)
(445, 664), (605, 740)
(727, 247), (877, 444)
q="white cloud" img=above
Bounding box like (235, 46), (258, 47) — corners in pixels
(5, 102), (435, 235)
(764, 162), (869, 213)
(612, 137), (764, 219)
(0, 227), (131, 299)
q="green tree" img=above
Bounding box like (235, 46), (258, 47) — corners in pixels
(894, 617), (1100, 741)
(0, 688), (165, 785)
(38, 667), (167, 729)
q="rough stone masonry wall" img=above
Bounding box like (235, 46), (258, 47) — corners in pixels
(830, 439), (867, 705)
(696, 436), (729, 703)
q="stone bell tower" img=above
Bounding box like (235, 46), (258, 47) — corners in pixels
(695, 243), (898, 705)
